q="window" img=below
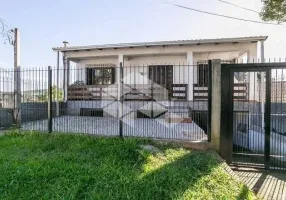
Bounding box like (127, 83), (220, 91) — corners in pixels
(198, 64), (209, 86)
(86, 68), (115, 85)
(148, 65), (173, 86)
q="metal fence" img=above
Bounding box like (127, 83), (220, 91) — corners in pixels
(0, 63), (211, 141)
(221, 61), (286, 170)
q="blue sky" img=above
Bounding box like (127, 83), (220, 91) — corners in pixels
(0, 0), (286, 68)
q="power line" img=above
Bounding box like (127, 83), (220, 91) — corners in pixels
(167, 2), (281, 25)
(218, 0), (260, 14)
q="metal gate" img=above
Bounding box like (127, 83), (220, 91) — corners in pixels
(221, 63), (286, 170)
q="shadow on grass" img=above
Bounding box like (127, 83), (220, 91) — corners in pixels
(75, 150), (251, 200)
(133, 151), (219, 200)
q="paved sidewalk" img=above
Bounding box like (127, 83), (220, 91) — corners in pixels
(233, 168), (286, 200)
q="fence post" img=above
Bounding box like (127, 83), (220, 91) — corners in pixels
(264, 69), (271, 169)
(220, 62), (233, 163)
(48, 66), (53, 133)
(207, 60), (212, 142)
(210, 59), (222, 152)
(119, 62), (123, 137)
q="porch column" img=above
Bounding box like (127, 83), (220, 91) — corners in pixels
(260, 41), (265, 63)
(63, 53), (67, 102)
(117, 54), (124, 100)
(64, 58), (70, 102)
(248, 46), (258, 101)
(67, 58), (70, 96)
(56, 51), (60, 116)
(187, 52), (194, 101)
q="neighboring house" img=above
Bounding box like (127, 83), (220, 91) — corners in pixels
(271, 81), (286, 102)
(53, 36), (267, 103)
(0, 92), (14, 108)
(0, 69), (14, 108)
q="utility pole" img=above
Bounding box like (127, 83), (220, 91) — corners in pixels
(13, 28), (21, 127)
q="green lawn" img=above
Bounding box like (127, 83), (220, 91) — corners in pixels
(0, 131), (254, 200)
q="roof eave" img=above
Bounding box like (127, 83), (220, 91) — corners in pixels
(52, 36), (268, 52)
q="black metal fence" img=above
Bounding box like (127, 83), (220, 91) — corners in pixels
(0, 63), (211, 141)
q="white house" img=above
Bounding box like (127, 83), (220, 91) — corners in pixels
(52, 36), (267, 102)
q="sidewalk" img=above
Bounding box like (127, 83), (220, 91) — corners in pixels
(233, 167), (286, 200)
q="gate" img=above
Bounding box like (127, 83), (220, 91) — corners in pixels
(221, 62), (286, 170)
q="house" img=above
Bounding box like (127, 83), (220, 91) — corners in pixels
(52, 36), (267, 117)
(53, 36), (267, 118)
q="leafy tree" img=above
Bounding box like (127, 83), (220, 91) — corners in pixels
(260, 0), (286, 23)
(37, 86), (63, 102)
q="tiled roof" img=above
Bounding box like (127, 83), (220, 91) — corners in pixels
(52, 36), (268, 52)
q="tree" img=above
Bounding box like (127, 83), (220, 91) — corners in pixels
(260, 0), (286, 23)
(37, 86), (63, 102)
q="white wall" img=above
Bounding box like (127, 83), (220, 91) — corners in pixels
(73, 52), (245, 84)
(124, 55), (188, 85)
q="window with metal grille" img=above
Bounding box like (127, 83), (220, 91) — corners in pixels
(86, 68), (115, 85)
(197, 64), (209, 86)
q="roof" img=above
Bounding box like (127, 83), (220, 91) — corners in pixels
(52, 36), (268, 52)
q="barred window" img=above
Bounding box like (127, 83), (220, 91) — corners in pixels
(86, 68), (115, 85)
(198, 64), (208, 86)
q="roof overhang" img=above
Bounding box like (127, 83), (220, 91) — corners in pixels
(52, 36), (268, 52)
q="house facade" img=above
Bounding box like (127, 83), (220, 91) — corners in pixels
(52, 36), (267, 103)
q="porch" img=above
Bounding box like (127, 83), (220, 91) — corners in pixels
(21, 115), (207, 140)
(67, 83), (249, 101)
(66, 62), (249, 101)
(67, 84), (189, 101)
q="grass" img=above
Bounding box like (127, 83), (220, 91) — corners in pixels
(0, 131), (255, 200)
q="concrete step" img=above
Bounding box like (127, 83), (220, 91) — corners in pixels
(168, 109), (189, 113)
(167, 105), (190, 109)
(167, 106), (190, 114)
(166, 112), (190, 118)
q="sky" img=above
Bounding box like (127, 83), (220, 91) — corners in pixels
(0, 0), (286, 68)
